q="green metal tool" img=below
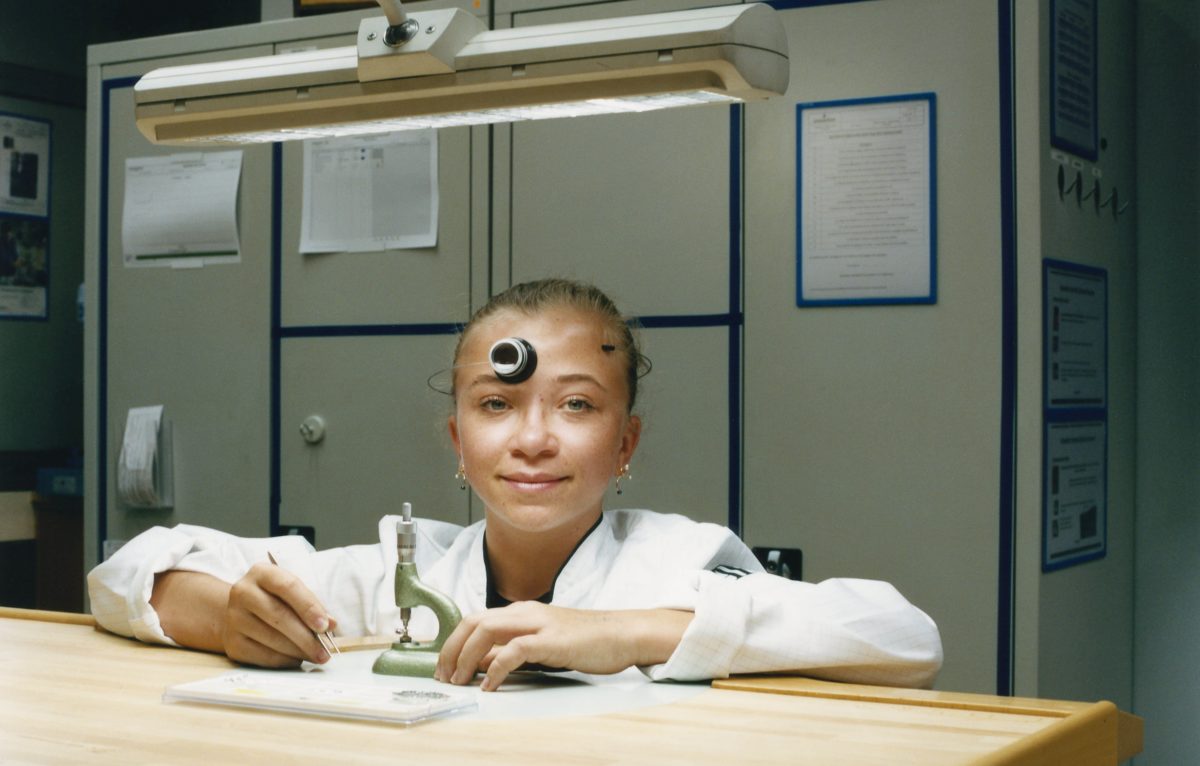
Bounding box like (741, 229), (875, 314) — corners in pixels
(372, 501), (463, 677)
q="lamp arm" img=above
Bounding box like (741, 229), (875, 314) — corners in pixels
(376, 0), (406, 25)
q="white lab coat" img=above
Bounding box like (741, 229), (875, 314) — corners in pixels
(87, 509), (943, 688)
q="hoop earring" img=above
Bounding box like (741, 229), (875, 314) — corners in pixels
(615, 464), (631, 495)
(455, 462), (467, 491)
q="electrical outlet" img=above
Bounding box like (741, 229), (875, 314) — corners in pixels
(277, 525), (315, 546)
(752, 546), (803, 581)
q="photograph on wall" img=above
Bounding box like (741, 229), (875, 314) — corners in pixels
(0, 112), (51, 219)
(0, 214), (50, 319)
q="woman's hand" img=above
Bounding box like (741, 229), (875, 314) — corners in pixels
(222, 562), (338, 667)
(151, 565), (336, 668)
(434, 602), (693, 691)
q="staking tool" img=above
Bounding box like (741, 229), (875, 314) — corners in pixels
(372, 502), (463, 677)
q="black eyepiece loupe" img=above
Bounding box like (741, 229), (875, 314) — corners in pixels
(489, 337), (537, 383)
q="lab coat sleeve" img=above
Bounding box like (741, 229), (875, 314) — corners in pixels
(646, 572), (943, 689)
(86, 524), (315, 646)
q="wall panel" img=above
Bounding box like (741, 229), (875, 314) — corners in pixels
(744, 0), (1003, 694)
(279, 335), (469, 548)
(98, 54), (275, 545)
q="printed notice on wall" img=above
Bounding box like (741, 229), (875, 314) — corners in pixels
(1050, 0), (1098, 160)
(0, 113), (50, 218)
(1042, 259), (1107, 571)
(300, 130), (438, 254)
(0, 112), (51, 320)
(1043, 418), (1106, 570)
(122, 151), (243, 268)
(1044, 260), (1106, 409)
(796, 93), (936, 306)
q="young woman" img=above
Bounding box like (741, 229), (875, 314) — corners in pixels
(88, 279), (943, 690)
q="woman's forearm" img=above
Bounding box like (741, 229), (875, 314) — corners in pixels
(627, 608), (694, 667)
(150, 570), (231, 653)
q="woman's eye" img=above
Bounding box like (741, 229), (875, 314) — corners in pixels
(480, 397), (508, 412)
(564, 398), (594, 412)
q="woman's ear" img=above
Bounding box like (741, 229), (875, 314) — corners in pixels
(448, 415), (461, 454)
(618, 414), (642, 469)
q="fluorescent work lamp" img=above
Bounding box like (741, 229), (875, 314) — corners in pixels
(133, 0), (789, 145)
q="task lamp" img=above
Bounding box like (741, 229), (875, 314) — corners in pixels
(133, 0), (789, 145)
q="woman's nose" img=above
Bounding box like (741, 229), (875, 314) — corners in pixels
(511, 405), (557, 456)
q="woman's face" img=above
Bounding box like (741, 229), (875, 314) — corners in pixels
(448, 307), (641, 538)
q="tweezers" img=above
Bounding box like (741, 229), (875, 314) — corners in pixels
(267, 552), (341, 655)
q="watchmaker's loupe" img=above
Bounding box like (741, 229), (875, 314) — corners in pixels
(489, 337), (537, 383)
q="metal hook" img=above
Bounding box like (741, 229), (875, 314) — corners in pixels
(1081, 178), (1099, 203)
(1100, 188), (1132, 221)
(1057, 165), (1081, 200)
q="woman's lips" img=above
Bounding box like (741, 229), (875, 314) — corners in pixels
(502, 474), (566, 491)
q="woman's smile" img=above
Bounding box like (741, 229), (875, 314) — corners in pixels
(502, 472), (568, 492)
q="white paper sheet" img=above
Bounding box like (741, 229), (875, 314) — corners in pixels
(165, 671), (477, 725)
(799, 97), (933, 303)
(122, 151), (243, 268)
(165, 648), (704, 724)
(300, 130), (438, 254)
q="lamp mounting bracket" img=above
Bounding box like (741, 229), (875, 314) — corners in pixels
(358, 8), (486, 79)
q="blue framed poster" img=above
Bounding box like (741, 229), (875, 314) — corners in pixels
(1042, 259), (1107, 571)
(796, 93), (937, 307)
(1044, 258), (1107, 411)
(1042, 416), (1107, 571)
(1050, 0), (1099, 161)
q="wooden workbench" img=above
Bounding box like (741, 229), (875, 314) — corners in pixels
(0, 608), (1141, 764)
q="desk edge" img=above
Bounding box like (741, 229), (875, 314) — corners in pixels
(0, 606), (96, 626)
